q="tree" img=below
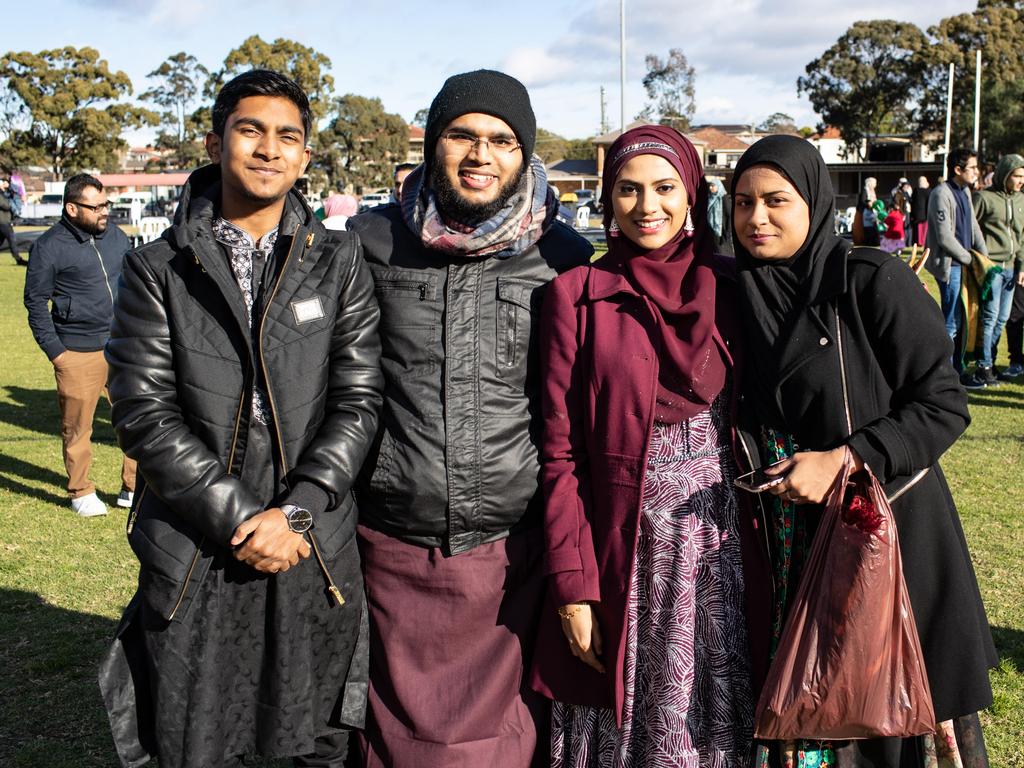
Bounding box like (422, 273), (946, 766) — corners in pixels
(797, 20), (928, 160)
(212, 36), (334, 125)
(564, 138), (595, 161)
(0, 46), (157, 177)
(534, 128), (569, 164)
(317, 94), (407, 192)
(532, 130), (595, 165)
(140, 52), (209, 170)
(412, 107), (429, 128)
(638, 48), (696, 130)
(919, 4), (1024, 154)
(757, 112), (798, 133)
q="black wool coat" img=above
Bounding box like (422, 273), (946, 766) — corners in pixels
(737, 245), (997, 722)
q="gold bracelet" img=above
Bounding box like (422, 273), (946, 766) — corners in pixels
(557, 603), (587, 620)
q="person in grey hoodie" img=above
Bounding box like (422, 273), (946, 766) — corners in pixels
(972, 154), (1024, 385)
(925, 148), (987, 372)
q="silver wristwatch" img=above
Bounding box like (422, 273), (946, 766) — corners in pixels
(280, 504), (313, 534)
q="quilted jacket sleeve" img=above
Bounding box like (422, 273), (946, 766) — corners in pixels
(106, 250), (264, 546)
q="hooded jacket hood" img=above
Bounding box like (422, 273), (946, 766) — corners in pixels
(975, 154), (1024, 267)
(994, 154), (1024, 195)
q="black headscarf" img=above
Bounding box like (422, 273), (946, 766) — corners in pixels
(732, 135), (849, 430)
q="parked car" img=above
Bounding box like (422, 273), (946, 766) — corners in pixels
(21, 193), (64, 222)
(358, 192), (392, 212)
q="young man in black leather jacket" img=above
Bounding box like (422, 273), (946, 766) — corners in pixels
(99, 69), (382, 768)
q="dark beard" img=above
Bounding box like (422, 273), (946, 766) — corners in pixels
(72, 216), (108, 236)
(430, 162), (524, 226)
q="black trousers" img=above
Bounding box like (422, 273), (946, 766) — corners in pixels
(0, 221), (23, 262)
(1006, 280), (1024, 366)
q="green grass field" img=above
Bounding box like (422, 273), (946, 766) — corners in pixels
(0, 248), (1021, 766)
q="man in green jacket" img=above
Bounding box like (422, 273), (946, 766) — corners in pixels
(971, 154), (1024, 385)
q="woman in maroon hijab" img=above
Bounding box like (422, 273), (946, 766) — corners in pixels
(530, 125), (767, 765)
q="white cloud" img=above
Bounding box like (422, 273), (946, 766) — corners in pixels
(518, 0), (976, 137)
(501, 48), (576, 89)
(146, 0), (205, 28)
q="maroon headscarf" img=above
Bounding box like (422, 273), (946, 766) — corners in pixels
(601, 124), (725, 423)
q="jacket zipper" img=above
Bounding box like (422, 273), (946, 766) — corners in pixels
(505, 304), (516, 365)
(166, 383), (249, 619)
(168, 545), (204, 621)
(258, 231), (345, 606)
(382, 280), (428, 300)
(160, 325), (249, 620)
(126, 484), (147, 534)
(835, 307), (928, 503)
(90, 239), (115, 306)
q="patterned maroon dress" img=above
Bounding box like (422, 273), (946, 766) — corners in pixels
(551, 398), (754, 767)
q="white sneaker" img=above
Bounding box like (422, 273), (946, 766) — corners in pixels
(116, 490), (134, 508)
(71, 492), (108, 518)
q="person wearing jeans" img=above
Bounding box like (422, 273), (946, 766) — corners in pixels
(925, 148), (987, 375)
(973, 154), (1024, 385)
(938, 262), (964, 342)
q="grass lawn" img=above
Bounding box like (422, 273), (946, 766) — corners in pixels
(0, 251), (1021, 766)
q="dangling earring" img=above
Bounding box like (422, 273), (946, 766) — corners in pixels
(609, 219), (621, 238)
(683, 206), (695, 234)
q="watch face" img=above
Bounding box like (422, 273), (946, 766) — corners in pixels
(286, 507), (313, 534)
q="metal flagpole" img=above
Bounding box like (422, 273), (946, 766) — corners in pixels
(620, 0), (626, 133)
(943, 62), (955, 173)
(973, 50), (981, 150)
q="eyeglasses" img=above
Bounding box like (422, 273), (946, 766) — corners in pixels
(71, 201), (111, 212)
(441, 130), (521, 154)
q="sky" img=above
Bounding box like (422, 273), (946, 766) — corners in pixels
(6, 0), (980, 144)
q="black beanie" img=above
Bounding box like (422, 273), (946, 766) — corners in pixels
(424, 69), (536, 172)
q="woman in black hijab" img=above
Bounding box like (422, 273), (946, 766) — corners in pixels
(731, 135), (996, 767)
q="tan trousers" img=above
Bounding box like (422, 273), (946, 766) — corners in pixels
(53, 350), (137, 499)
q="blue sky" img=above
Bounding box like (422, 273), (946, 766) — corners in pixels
(7, 0), (977, 143)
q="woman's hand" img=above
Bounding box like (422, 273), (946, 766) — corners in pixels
(764, 446), (863, 505)
(558, 603), (605, 673)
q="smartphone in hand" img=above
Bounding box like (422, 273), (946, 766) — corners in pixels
(734, 461), (789, 492)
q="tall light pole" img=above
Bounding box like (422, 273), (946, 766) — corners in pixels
(973, 50), (982, 151)
(943, 62), (955, 173)
(620, 0), (626, 133)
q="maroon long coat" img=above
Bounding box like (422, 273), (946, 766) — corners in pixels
(528, 257), (772, 725)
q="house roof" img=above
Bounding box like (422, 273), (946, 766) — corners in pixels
(592, 120), (648, 144)
(592, 122), (707, 148)
(408, 125), (425, 139)
(689, 127), (750, 151)
(812, 126), (842, 140)
(97, 173), (190, 187)
(691, 123), (752, 134)
(548, 159), (598, 175)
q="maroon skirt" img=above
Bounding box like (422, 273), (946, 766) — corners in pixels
(356, 525), (549, 768)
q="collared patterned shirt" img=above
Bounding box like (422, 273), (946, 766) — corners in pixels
(212, 217), (279, 425)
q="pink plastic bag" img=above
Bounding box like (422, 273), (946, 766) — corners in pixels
(754, 455), (936, 740)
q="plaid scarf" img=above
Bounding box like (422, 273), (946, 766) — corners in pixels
(400, 155), (557, 258)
